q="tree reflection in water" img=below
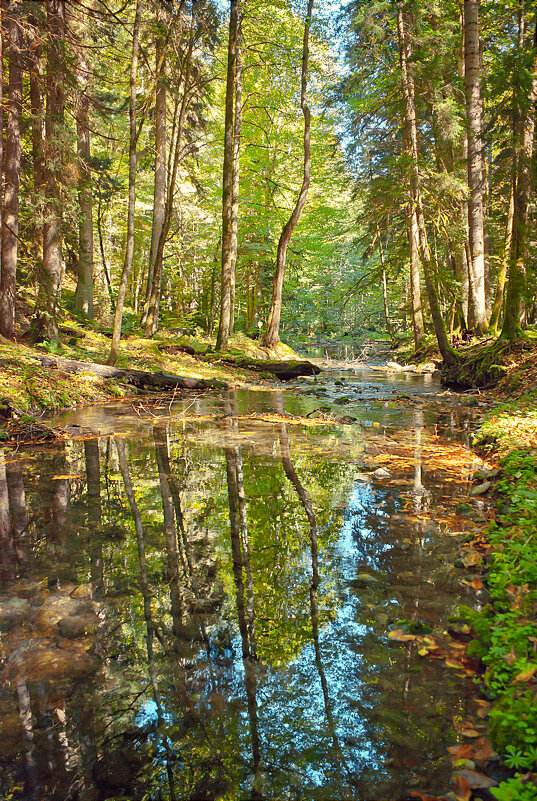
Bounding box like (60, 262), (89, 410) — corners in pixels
(0, 397), (479, 800)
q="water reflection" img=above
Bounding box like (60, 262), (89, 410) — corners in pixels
(0, 392), (481, 800)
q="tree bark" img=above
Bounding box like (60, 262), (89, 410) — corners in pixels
(108, 0), (141, 365)
(489, 180), (514, 334)
(406, 206), (425, 349)
(262, 0), (314, 348)
(501, 16), (537, 340)
(397, 1), (459, 366)
(228, 8), (243, 335)
(141, 2), (167, 329)
(73, 7), (94, 319)
(143, 9), (195, 336)
(464, 0), (488, 333)
(0, 2), (23, 340)
(40, 0), (66, 342)
(216, 0), (241, 351)
(28, 11), (46, 268)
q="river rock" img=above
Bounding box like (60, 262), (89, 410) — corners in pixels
(9, 644), (99, 683)
(374, 467), (391, 479)
(470, 481), (492, 496)
(71, 584), (93, 600)
(387, 362), (403, 372)
(58, 612), (98, 639)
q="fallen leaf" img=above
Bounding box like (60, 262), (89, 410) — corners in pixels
(448, 744), (476, 759)
(456, 769), (496, 789)
(51, 474), (85, 480)
(388, 629), (417, 642)
(477, 707), (489, 719)
(445, 658), (465, 669)
(474, 738), (497, 761)
(460, 727), (481, 738)
(452, 773), (471, 801)
(461, 550), (483, 567)
(513, 666), (537, 683)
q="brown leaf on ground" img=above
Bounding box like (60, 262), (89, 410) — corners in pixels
(452, 774), (471, 801)
(474, 737), (498, 761)
(461, 550), (483, 567)
(456, 770), (497, 789)
(448, 744), (476, 759)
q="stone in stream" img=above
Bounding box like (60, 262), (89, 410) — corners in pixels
(58, 611), (98, 639)
(470, 481), (492, 496)
(374, 467), (391, 479)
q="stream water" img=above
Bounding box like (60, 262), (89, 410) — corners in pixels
(0, 369), (489, 800)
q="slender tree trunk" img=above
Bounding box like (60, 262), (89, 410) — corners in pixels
(377, 231), (396, 344)
(40, 0), (66, 342)
(141, 4), (167, 329)
(0, 2), (22, 340)
(108, 0), (141, 365)
(73, 13), (94, 319)
(28, 13), (46, 272)
(397, 2), (459, 367)
(262, 0), (314, 348)
(228, 9), (243, 335)
(489, 180), (514, 334)
(406, 206), (425, 349)
(464, 0), (488, 333)
(501, 17), (537, 340)
(216, 0), (240, 351)
(143, 16), (195, 336)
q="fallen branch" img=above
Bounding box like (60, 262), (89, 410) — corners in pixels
(31, 354), (227, 391)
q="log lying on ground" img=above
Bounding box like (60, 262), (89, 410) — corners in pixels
(208, 355), (321, 380)
(32, 354), (227, 391)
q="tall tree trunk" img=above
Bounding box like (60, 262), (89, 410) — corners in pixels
(28, 12), (46, 273)
(228, 9), (243, 335)
(489, 180), (514, 334)
(262, 0), (314, 348)
(73, 9), (94, 319)
(397, 2), (459, 367)
(40, 0), (66, 342)
(216, 0), (240, 351)
(143, 13), (195, 336)
(141, 2), (167, 329)
(108, 0), (141, 365)
(377, 230), (396, 344)
(501, 17), (537, 340)
(0, 2), (22, 340)
(406, 206), (425, 349)
(464, 0), (488, 333)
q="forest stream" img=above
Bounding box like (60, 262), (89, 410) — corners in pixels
(0, 369), (495, 801)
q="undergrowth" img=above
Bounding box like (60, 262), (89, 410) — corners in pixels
(462, 409), (537, 800)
